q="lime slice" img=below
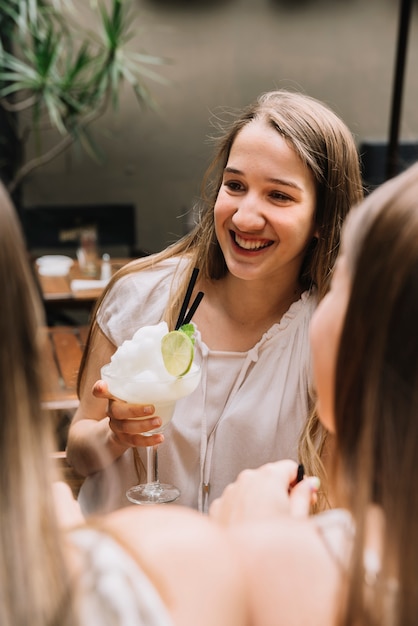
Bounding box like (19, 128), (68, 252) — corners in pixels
(161, 330), (194, 377)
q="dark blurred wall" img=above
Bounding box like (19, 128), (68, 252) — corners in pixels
(22, 0), (418, 253)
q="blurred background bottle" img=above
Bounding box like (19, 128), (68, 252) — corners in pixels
(100, 253), (112, 281)
(77, 227), (98, 277)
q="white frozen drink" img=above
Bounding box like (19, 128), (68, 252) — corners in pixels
(101, 321), (200, 433)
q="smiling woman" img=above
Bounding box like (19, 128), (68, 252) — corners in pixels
(214, 120), (317, 288)
(66, 89), (364, 516)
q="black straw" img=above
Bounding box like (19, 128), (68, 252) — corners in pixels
(175, 267), (202, 330)
(182, 291), (204, 326)
(296, 463), (305, 484)
(289, 463), (305, 493)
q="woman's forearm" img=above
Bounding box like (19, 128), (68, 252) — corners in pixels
(66, 416), (128, 476)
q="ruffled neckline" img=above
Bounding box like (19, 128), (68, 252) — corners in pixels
(195, 289), (316, 357)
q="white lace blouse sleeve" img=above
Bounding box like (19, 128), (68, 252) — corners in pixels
(70, 527), (173, 626)
(96, 257), (185, 347)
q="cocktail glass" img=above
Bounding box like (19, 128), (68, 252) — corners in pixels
(101, 364), (201, 504)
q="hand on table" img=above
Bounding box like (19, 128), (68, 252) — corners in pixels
(209, 460), (320, 527)
(93, 380), (165, 448)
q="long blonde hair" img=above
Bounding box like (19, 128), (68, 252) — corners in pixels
(0, 184), (77, 625)
(79, 89), (363, 393)
(330, 164), (418, 625)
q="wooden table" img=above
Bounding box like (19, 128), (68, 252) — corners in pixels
(34, 257), (131, 306)
(41, 325), (89, 410)
(41, 325), (90, 496)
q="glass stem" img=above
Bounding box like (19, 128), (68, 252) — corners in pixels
(146, 445), (159, 484)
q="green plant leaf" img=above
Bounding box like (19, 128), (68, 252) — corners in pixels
(0, 0), (169, 192)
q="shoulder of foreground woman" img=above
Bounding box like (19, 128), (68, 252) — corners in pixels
(100, 505), (248, 626)
(227, 516), (342, 626)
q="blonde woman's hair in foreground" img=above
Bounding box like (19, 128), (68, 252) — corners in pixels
(333, 164), (418, 626)
(79, 89), (364, 395)
(0, 184), (77, 626)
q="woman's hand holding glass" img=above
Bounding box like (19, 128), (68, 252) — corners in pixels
(99, 361), (201, 504)
(92, 380), (165, 448)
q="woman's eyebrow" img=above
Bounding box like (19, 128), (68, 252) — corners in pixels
(224, 167), (302, 191)
(268, 177), (303, 191)
(224, 166), (242, 175)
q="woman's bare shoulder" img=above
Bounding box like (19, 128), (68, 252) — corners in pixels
(99, 505), (248, 626)
(229, 516), (342, 626)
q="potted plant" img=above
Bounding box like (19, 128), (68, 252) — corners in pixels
(0, 0), (166, 206)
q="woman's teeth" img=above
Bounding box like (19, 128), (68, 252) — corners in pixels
(234, 233), (272, 250)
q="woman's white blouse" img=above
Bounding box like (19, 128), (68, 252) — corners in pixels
(78, 257), (317, 514)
